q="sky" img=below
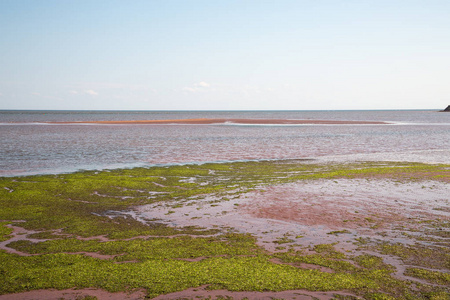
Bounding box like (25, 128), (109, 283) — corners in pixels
(0, 0), (449, 110)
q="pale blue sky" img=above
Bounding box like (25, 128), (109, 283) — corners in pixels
(1, 0), (449, 110)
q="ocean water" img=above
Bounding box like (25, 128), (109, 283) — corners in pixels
(1, 110), (449, 176)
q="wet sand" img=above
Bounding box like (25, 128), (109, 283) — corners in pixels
(152, 286), (360, 300)
(50, 118), (388, 125)
(0, 287), (358, 300)
(132, 178), (449, 252)
(0, 288), (146, 300)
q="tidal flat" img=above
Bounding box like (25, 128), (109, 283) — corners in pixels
(0, 160), (448, 300)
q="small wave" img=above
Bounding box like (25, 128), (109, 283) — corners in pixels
(217, 122), (389, 127)
(387, 122), (450, 126)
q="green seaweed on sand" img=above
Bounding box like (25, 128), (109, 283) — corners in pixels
(405, 268), (450, 286)
(7, 234), (262, 262)
(0, 221), (13, 242)
(0, 250), (379, 298)
(0, 160), (449, 299)
(376, 242), (450, 270)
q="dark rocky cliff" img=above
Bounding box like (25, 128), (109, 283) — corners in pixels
(441, 105), (450, 112)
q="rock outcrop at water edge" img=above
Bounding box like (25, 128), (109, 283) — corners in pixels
(440, 105), (450, 112)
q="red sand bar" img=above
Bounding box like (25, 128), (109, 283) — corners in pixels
(53, 118), (388, 125)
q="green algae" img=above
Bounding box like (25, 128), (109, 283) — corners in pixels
(353, 255), (394, 272)
(0, 221), (13, 242)
(274, 251), (358, 273)
(405, 268), (450, 285)
(0, 250), (377, 297)
(26, 231), (66, 240)
(377, 242), (450, 270)
(270, 247), (438, 299)
(0, 160), (449, 299)
(8, 234), (262, 262)
(327, 230), (352, 235)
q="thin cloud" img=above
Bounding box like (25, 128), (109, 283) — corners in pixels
(69, 89), (99, 96)
(84, 90), (99, 96)
(196, 81), (210, 87)
(182, 87), (197, 92)
(182, 82), (211, 93)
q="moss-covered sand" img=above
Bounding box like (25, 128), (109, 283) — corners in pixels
(0, 160), (449, 299)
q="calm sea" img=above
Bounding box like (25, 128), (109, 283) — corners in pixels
(1, 110), (449, 176)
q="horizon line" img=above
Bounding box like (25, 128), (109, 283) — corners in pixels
(0, 108), (443, 112)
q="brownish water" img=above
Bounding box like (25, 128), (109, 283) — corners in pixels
(1, 110), (449, 176)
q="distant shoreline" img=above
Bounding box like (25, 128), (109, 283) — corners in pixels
(0, 109), (442, 112)
(49, 118), (388, 125)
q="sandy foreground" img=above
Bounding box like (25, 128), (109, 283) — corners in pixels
(0, 164), (448, 300)
(3, 178), (447, 299)
(49, 118), (388, 125)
